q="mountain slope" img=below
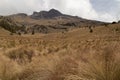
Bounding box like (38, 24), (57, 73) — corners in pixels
(0, 9), (107, 34)
(0, 26), (10, 36)
(0, 16), (25, 33)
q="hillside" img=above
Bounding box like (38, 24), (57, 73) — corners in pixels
(0, 9), (107, 35)
(0, 16), (25, 33)
(0, 23), (120, 80)
(0, 26), (10, 36)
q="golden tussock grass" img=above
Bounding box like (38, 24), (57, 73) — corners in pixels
(0, 25), (120, 80)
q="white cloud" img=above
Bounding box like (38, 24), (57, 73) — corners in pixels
(43, 0), (98, 20)
(66, 0), (98, 19)
(98, 13), (116, 22)
(0, 0), (44, 15)
(116, 0), (120, 2)
(0, 0), (119, 22)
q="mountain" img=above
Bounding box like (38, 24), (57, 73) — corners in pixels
(0, 9), (108, 34)
(31, 9), (63, 19)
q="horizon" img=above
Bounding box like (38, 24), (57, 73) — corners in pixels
(0, 0), (120, 22)
(0, 8), (117, 23)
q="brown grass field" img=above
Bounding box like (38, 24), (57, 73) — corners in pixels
(0, 23), (120, 80)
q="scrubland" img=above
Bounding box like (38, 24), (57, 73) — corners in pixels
(0, 24), (120, 80)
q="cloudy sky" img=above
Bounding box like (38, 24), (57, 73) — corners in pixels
(0, 0), (120, 22)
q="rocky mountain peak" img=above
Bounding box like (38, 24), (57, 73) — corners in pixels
(31, 9), (63, 19)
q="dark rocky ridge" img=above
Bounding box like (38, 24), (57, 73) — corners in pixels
(31, 9), (63, 19)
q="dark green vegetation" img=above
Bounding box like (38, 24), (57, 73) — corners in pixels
(0, 17), (25, 33)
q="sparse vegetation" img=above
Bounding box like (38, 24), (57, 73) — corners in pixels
(89, 29), (93, 33)
(10, 32), (13, 35)
(32, 30), (35, 35)
(0, 18), (24, 33)
(18, 32), (21, 36)
(5, 47), (35, 65)
(0, 9), (120, 80)
(0, 27), (120, 80)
